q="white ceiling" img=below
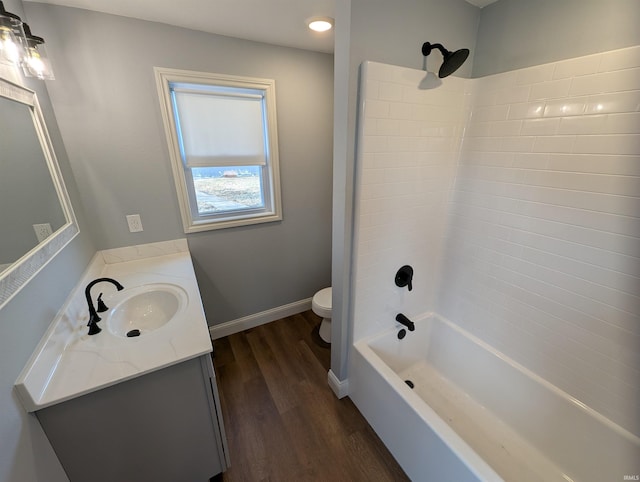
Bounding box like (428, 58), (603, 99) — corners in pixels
(23, 0), (337, 53)
(23, 0), (497, 54)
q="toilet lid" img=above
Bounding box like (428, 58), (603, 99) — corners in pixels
(312, 287), (332, 314)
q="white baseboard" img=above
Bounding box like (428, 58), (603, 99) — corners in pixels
(209, 298), (312, 340)
(328, 369), (349, 399)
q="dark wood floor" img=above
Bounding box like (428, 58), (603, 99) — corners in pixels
(212, 310), (409, 482)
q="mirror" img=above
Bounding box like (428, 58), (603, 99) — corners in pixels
(0, 76), (78, 308)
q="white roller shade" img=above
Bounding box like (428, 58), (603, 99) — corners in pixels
(173, 89), (267, 167)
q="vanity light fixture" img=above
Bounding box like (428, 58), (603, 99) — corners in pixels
(307, 16), (334, 32)
(0, 1), (23, 65)
(22, 23), (54, 79)
(0, 1), (53, 79)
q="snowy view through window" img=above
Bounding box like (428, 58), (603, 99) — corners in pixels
(192, 166), (264, 215)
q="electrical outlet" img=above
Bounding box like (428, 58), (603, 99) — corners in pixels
(126, 214), (143, 232)
(33, 223), (53, 242)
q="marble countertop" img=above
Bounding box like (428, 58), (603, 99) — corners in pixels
(14, 239), (213, 412)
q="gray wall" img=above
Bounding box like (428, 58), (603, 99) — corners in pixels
(0, 3), (96, 482)
(349, 0), (479, 76)
(473, 0), (640, 77)
(331, 0), (480, 379)
(24, 4), (334, 325)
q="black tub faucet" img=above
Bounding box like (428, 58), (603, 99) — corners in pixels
(85, 277), (124, 335)
(396, 313), (415, 332)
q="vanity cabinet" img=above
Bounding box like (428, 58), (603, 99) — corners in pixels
(36, 354), (229, 482)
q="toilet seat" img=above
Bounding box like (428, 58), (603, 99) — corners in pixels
(312, 287), (332, 319)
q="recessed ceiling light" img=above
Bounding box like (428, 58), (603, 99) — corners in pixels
(307, 16), (334, 32)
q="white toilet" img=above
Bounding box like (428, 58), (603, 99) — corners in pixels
(312, 287), (332, 344)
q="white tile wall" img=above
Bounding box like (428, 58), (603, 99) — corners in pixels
(439, 45), (640, 436)
(352, 45), (640, 438)
(351, 61), (469, 342)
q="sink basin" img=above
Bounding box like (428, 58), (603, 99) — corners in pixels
(106, 283), (188, 337)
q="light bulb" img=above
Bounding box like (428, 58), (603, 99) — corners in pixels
(26, 48), (45, 77)
(0, 27), (21, 64)
(22, 46), (54, 80)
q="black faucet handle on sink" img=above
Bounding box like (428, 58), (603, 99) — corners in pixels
(87, 317), (101, 335)
(96, 293), (108, 313)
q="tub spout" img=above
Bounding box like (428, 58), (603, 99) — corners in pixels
(396, 313), (415, 332)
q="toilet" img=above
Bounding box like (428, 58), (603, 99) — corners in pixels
(312, 287), (332, 344)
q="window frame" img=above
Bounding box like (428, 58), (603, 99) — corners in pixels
(154, 67), (282, 232)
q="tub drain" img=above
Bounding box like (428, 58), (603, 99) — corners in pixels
(404, 380), (414, 389)
(126, 329), (141, 337)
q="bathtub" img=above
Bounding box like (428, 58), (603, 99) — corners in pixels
(350, 313), (640, 482)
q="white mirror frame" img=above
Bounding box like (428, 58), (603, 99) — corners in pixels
(0, 76), (79, 309)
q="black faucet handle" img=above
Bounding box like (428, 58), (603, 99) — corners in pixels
(87, 312), (101, 326)
(96, 293), (108, 313)
(395, 265), (414, 291)
(87, 318), (101, 335)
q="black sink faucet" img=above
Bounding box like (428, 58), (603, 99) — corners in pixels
(85, 277), (124, 335)
(396, 313), (415, 332)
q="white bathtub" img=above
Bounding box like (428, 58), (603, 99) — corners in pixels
(350, 313), (640, 482)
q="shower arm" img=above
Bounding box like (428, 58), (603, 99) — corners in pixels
(422, 42), (448, 58)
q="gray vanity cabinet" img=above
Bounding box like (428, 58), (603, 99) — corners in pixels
(36, 354), (229, 482)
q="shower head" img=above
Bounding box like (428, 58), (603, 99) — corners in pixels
(421, 42), (470, 78)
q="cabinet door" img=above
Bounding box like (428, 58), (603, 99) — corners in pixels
(200, 355), (231, 468)
(37, 357), (224, 482)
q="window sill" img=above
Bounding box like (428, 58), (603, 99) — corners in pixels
(183, 211), (282, 233)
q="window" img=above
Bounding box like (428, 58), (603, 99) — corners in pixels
(155, 68), (282, 232)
